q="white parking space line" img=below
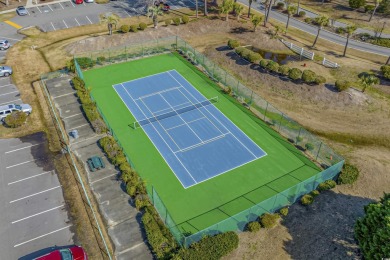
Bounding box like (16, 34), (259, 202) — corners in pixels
(0, 91), (18, 97)
(8, 170), (53, 185)
(124, 10), (131, 17)
(47, 4), (53, 11)
(91, 173), (117, 184)
(83, 2), (86, 5)
(63, 20), (68, 28)
(86, 16), (92, 24)
(0, 36), (21, 41)
(36, 6), (42, 13)
(72, 123), (89, 129)
(9, 185), (61, 203)
(51, 22), (56, 31)
(59, 2), (65, 9)
(5, 143), (42, 154)
(75, 18), (80, 26)
(0, 99), (21, 106)
(6, 159), (36, 169)
(0, 84), (13, 88)
(27, 9), (30, 15)
(14, 225), (71, 247)
(12, 204), (64, 224)
(53, 92), (75, 99)
(70, 1), (75, 7)
(63, 113), (81, 119)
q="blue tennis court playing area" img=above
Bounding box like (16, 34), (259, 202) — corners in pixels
(113, 70), (266, 188)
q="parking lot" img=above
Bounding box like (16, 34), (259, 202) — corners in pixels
(0, 76), (21, 106)
(0, 132), (74, 259)
(10, 0), (200, 32)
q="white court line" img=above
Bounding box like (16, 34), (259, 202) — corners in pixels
(53, 92), (74, 99)
(165, 116), (206, 131)
(36, 6), (42, 13)
(115, 84), (197, 184)
(91, 172), (116, 184)
(86, 16), (92, 24)
(0, 83), (13, 88)
(51, 22), (56, 31)
(8, 170), (53, 185)
(63, 113), (81, 119)
(47, 4), (53, 11)
(9, 186), (61, 203)
(115, 70), (174, 86)
(177, 134), (227, 153)
(72, 123), (89, 129)
(74, 18), (80, 26)
(5, 142), (42, 154)
(59, 2), (65, 9)
(6, 159), (36, 169)
(14, 225), (71, 247)
(0, 99), (21, 106)
(0, 91), (18, 97)
(12, 204), (64, 224)
(63, 20), (68, 28)
(135, 86), (181, 100)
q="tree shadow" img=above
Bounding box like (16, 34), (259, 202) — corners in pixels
(226, 51), (251, 66)
(283, 191), (373, 259)
(216, 46), (231, 51)
(230, 26), (252, 34)
(325, 83), (339, 92)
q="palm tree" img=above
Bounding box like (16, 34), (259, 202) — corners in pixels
(195, 0), (199, 18)
(247, 0), (257, 18)
(312, 15), (329, 47)
(204, 0), (208, 16)
(148, 5), (163, 28)
(343, 25), (357, 56)
(99, 13), (120, 35)
(220, 0), (234, 21)
(369, 0), (383, 22)
(234, 3), (244, 21)
(286, 5), (297, 34)
(263, 0), (272, 27)
(297, 0), (301, 15)
(360, 74), (379, 92)
(251, 15), (263, 31)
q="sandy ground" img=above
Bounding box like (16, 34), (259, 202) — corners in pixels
(66, 18), (390, 259)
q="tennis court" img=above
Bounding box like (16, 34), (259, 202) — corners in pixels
(114, 70), (266, 188)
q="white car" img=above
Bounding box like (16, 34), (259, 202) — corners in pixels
(0, 104), (32, 121)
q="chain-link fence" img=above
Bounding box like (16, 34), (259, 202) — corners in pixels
(74, 36), (344, 247)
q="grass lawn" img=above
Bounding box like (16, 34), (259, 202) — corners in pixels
(83, 53), (320, 234)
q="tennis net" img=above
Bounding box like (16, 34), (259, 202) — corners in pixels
(133, 96), (218, 129)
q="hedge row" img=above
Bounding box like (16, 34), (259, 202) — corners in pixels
(235, 46), (262, 63)
(300, 180), (337, 205)
(120, 22), (148, 33)
(165, 15), (189, 26)
(381, 65), (390, 80)
(71, 77), (107, 133)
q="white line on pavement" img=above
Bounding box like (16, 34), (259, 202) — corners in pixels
(53, 92), (75, 99)
(63, 20), (68, 28)
(27, 9), (30, 15)
(8, 171), (53, 185)
(0, 84), (13, 88)
(36, 6), (42, 13)
(124, 10), (131, 17)
(72, 123), (89, 129)
(0, 91), (18, 97)
(70, 0), (75, 7)
(9, 186), (61, 203)
(51, 22), (56, 31)
(5, 143), (42, 154)
(12, 204), (64, 224)
(14, 225), (71, 247)
(59, 2), (65, 9)
(91, 173), (116, 184)
(74, 18), (80, 26)
(6, 159), (36, 169)
(0, 99), (21, 106)
(47, 4), (53, 11)
(86, 15), (92, 24)
(63, 113), (81, 119)
(0, 36), (21, 41)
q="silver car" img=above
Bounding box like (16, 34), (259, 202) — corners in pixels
(0, 66), (12, 77)
(16, 6), (28, 16)
(0, 40), (10, 51)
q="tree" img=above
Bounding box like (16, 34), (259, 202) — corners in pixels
(359, 74), (379, 92)
(312, 16), (329, 47)
(234, 3), (244, 21)
(148, 5), (163, 28)
(286, 5), (297, 34)
(204, 0), (208, 16)
(349, 0), (366, 9)
(355, 193), (390, 259)
(263, 0), (272, 27)
(369, 0), (383, 21)
(99, 13), (119, 36)
(247, 0), (257, 18)
(343, 25), (357, 56)
(196, 0), (199, 18)
(297, 0), (301, 14)
(251, 15), (263, 31)
(220, 0), (234, 21)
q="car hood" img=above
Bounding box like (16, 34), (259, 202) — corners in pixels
(69, 246), (87, 260)
(20, 104), (32, 111)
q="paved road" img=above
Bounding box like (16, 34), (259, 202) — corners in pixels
(238, 0), (390, 57)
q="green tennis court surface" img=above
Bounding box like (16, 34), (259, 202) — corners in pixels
(83, 53), (320, 233)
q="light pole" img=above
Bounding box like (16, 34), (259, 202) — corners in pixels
(379, 21), (386, 38)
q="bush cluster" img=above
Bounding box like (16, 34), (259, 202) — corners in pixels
(298, 10), (306, 17)
(182, 15), (189, 24)
(165, 19), (171, 26)
(130, 24), (138, 32)
(335, 80), (351, 92)
(279, 207), (289, 216)
(71, 77), (107, 133)
(349, 0), (366, 9)
(175, 232), (239, 259)
(301, 194), (314, 205)
(260, 213), (280, 228)
(310, 190), (320, 197)
(247, 221), (261, 232)
(173, 17), (181, 26)
(139, 22), (147, 30)
(338, 164), (359, 184)
(276, 2), (285, 9)
(364, 4), (375, 12)
(227, 39), (240, 49)
(267, 60), (280, 73)
(278, 64), (290, 76)
(75, 57), (94, 69)
(4, 111), (27, 128)
(317, 180), (337, 191)
(289, 67), (303, 80)
(235, 47), (262, 63)
(120, 24), (129, 33)
(302, 69), (317, 84)
(370, 37), (390, 48)
(380, 64), (390, 79)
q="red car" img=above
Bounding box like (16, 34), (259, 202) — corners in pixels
(73, 0), (83, 4)
(35, 246), (88, 260)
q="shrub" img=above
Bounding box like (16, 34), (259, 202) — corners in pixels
(298, 10), (306, 17)
(129, 25), (138, 32)
(302, 69), (317, 84)
(71, 76), (85, 91)
(335, 80), (351, 92)
(380, 65), (390, 79)
(288, 68), (302, 80)
(364, 4), (375, 12)
(259, 59), (270, 69)
(176, 232), (239, 259)
(278, 65), (290, 76)
(139, 22), (147, 30)
(279, 207), (289, 216)
(165, 19), (171, 26)
(304, 17), (312, 24)
(4, 111), (27, 128)
(173, 17), (181, 26)
(76, 57), (94, 69)
(120, 24), (129, 33)
(267, 60), (280, 72)
(96, 56), (106, 64)
(315, 75), (326, 84)
(276, 2), (285, 9)
(247, 221), (261, 232)
(260, 213), (280, 228)
(371, 37), (390, 48)
(336, 27), (345, 34)
(235, 46), (245, 55)
(349, 0), (366, 9)
(182, 15), (189, 24)
(301, 194), (314, 205)
(305, 142), (314, 150)
(310, 190), (320, 197)
(318, 180), (337, 191)
(227, 39), (240, 49)
(240, 49), (251, 60)
(248, 52), (262, 63)
(338, 164), (359, 184)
